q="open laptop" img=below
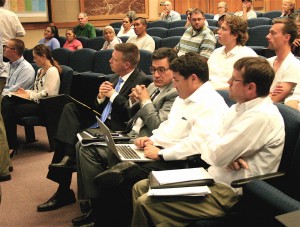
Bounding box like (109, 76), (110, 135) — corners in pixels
(96, 116), (154, 162)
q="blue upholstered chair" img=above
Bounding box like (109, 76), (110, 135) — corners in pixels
(109, 21), (123, 28)
(23, 48), (34, 63)
(57, 36), (67, 48)
(146, 27), (168, 38)
(204, 13), (214, 19)
(161, 36), (181, 48)
(69, 48), (96, 73)
(95, 28), (103, 37)
(52, 48), (72, 66)
(168, 20), (187, 28)
(262, 10), (282, 19)
(17, 65), (74, 150)
(138, 50), (152, 75)
(247, 17), (272, 28)
(151, 36), (162, 50)
(76, 36), (90, 48)
(167, 27), (187, 37)
(206, 19), (218, 27)
(87, 37), (106, 51)
(148, 20), (169, 28)
(119, 36), (129, 43)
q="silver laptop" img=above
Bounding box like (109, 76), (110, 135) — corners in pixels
(96, 116), (154, 162)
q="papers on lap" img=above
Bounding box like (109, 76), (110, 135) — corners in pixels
(148, 167), (214, 196)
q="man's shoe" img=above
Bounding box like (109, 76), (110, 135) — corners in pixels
(37, 189), (76, 212)
(93, 161), (139, 188)
(72, 209), (96, 226)
(49, 156), (75, 169)
(0, 174), (11, 182)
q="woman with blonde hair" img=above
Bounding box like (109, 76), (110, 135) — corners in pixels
(1, 44), (62, 155)
(281, 0), (298, 19)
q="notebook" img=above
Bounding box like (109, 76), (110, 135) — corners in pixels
(96, 116), (154, 162)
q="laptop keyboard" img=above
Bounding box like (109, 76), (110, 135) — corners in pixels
(117, 146), (141, 159)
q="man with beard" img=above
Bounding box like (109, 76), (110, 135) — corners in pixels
(175, 8), (216, 59)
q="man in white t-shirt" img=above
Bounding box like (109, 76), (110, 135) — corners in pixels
(126, 17), (155, 53)
(267, 17), (300, 103)
(209, 15), (257, 90)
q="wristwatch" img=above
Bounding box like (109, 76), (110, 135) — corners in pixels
(158, 150), (164, 160)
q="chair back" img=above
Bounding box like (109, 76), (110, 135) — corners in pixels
(59, 65), (73, 95)
(255, 11), (263, 17)
(95, 28), (103, 37)
(76, 36), (90, 48)
(146, 27), (168, 38)
(87, 36), (106, 50)
(161, 36), (181, 48)
(69, 48), (96, 72)
(52, 48), (72, 66)
(180, 14), (187, 20)
(109, 21), (123, 28)
(261, 10), (282, 19)
(23, 48), (34, 63)
(148, 20), (169, 28)
(119, 36), (129, 43)
(206, 19), (218, 27)
(168, 27), (187, 37)
(247, 17), (272, 28)
(114, 27), (120, 35)
(168, 20), (187, 28)
(152, 36), (162, 50)
(204, 13), (214, 19)
(247, 25), (271, 47)
(93, 49), (113, 74)
(138, 50), (152, 75)
(216, 90), (236, 107)
(57, 36), (67, 47)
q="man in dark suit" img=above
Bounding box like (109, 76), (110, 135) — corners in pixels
(72, 47), (179, 226)
(37, 43), (151, 212)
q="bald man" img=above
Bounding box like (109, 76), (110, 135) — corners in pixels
(160, 1), (181, 22)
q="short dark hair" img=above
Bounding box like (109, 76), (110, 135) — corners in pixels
(234, 57), (274, 97)
(134, 17), (148, 27)
(191, 8), (204, 17)
(114, 43), (140, 67)
(46, 26), (59, 39)
(10, 38), (25, 56)
(272, 17), (298, 45)
(152, 47), (177, 63)
(170, 52), (209, 83)
(0, 0), (6, 7)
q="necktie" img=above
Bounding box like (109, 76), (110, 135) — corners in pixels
(150, 88), (160, 101)
(89, 78), (124, 128)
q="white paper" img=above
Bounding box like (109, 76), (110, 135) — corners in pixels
(148, 186), (211, 196)
(151, 167), (213, 185)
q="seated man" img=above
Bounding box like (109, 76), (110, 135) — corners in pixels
(72, 47), (179, 226)
(267, 17), (300, 103)
(36, 43), (151, 212)
(73, 12), (96, 39)
(234, 0), (257, 20)
(131, 56), (285, 227)
(86, 52), (229, 227)
(208, 14), (257, 90)
(126, 17), (155, 53)
(175, 8), (216, 59)
(2, 38), (35, 96)
(160, 1), (181, 22)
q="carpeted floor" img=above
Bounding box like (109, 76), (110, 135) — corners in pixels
(0, 126), (81, 227)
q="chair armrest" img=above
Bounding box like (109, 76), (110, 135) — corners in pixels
(231, 171), (286, 188)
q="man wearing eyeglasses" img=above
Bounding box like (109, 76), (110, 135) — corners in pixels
(2, 38), (35, 96)
(175, 8), (216, 59)
(72, 47), (179, 226)
(75, 52), (229, 226)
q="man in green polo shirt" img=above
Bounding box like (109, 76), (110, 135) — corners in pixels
(73, 12), (96, 39)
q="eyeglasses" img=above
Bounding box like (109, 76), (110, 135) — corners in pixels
(230, 76), (243, 83)
(150, 66), (169, 74)
(191, 18), (205, 22)
(4, 45), (15, 50)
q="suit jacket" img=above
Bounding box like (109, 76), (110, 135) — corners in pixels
(96, 68), (151, 131)
(126, 82), (178, 137)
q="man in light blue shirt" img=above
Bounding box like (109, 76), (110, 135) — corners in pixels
(2, 38), (35, 95)
(160, 1), (181, 22)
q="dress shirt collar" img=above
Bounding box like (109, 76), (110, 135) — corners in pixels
(120, 69), (134, 83)
(10, 56), (24, 68)
(221, 45), (243, 57)
(234, 96), (272, 113)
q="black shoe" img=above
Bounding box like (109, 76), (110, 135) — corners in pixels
(93, 161), (139, 188)
(80, 200), (91, 214)
(9, 166), (13, 172)
(37, 189), (76, 212)
(9, 149), (17, 158)
(72, 209), (96, 226)
(0, 174), (11, 182)
(49, 156), (75, 169)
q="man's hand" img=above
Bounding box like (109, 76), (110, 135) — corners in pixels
(98, 81), (113, 99)
(293, 38), (300, 47)
(134, 136), (153, 148)
(229, 158), (249, 170)
(144, 144), (161, 160)
(129, 85), (150, 103)
(270, 84), (284, 96)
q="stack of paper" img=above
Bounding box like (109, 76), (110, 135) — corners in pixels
(148, 167), (213, 196)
